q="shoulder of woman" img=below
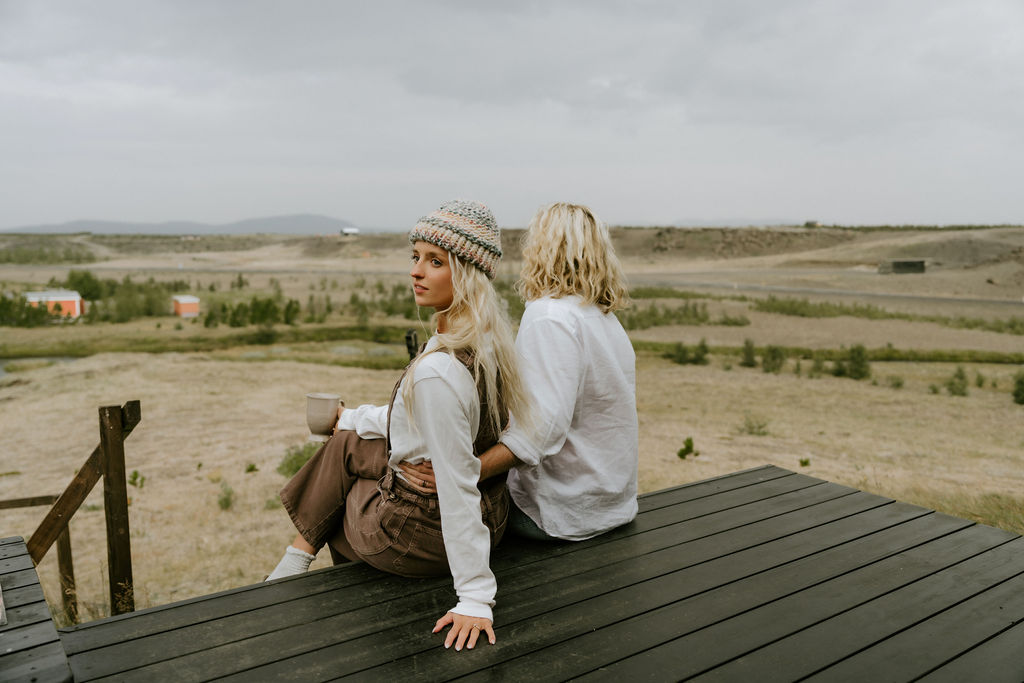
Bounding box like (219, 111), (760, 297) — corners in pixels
(522, 296), (586, 329)
(412, 349), (475, 386)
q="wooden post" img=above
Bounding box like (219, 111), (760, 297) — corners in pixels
(99, 405), (134, 615)
(56, 527), (78, 624)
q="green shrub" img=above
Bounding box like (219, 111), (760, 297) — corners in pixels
(945, 366), (969, 397)
(739, 412), (769, 436)
(618, 301), (710, 330)
(740, 339), (758, 367)
(278, 441), (321, 478)
(664, 338), (709, 366)
(0, 293), (57, 327)
(886, 375), (905, 389)
(714, 314), (750, 326)
(229, 302), (250, 327)
(218, 482), (235, 510)
(1013, 370), (1024, 405)
(762, 346), (786, 373)
(245, 463), (258, 473)
(677, 437), (700, 459)
(799, 458), (810, 467)
(809, 353), (825, 378)
(847, 344), (871, 380)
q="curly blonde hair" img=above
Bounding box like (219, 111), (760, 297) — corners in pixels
(517, 202), (629, 313)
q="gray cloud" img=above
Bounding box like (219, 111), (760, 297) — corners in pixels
(1, 0), (1022, 228)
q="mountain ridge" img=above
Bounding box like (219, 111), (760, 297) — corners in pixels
(0, 214), (365, 235)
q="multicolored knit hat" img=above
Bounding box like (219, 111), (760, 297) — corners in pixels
(409, 199), (502, 279)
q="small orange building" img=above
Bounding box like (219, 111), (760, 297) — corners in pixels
(24, 289), (83, 318)
(172, 295), (200, 318)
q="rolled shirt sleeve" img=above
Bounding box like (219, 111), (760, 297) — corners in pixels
(337, 403), (389, 440)
(500, 306), (583, 468)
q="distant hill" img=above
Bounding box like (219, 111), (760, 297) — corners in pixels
(0, 214), (365, 235)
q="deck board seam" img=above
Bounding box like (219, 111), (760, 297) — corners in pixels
(775, 542), (1024, 682)
(575, 521), (999, 680)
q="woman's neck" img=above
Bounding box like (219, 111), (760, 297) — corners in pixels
(435, 312), (449, 333)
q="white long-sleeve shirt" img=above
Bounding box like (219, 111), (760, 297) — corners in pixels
(502, 295), (639, 541)
(337, 336), (497, 621)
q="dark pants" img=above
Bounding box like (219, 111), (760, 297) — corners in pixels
(280, 429), (510, 578)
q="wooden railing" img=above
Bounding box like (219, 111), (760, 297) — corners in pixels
(0, 494), (77, 622)
(6, 400), (142, 622)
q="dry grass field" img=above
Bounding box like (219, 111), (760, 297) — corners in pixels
(2, 225), (1022, 623)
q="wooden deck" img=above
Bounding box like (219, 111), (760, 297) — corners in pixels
(0, 536), (72, 682)
(4, 464), (1024, 681)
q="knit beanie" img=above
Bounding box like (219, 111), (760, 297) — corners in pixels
(409, 199), (502, 279)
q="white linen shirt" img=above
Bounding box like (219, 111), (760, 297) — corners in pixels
(336, 336), (497, 621)
(501, 295), (639, 541)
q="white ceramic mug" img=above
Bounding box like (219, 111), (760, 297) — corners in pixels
(306, 392), (343, 442)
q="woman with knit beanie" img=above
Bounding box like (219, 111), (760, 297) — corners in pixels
(267, 199), (530, 652)
(402, 202), (639, 542)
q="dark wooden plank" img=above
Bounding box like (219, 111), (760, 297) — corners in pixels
(0, 494), (58, 510)
(56, 525), (77, 624)
(0, 641), (73, 683)
(27, 448), (102, 563)
(26, 400), (140, 565)
(689, 536), (1024, 681)
(221, 495), (916, 681)
(918, 621), (1024, 683)
(1, 566), (45, 592)
(0, 602), (51, 634)
(569, 521), (1013, 681)
(0, 582), (47, 611)
(100, 404), (135, 614)
(0, 618), (62, 655)
(65, 482), (861, 680)
(0, 541), (35, 561)
(635, 465), (793, 513)
(0, 552), (36, 576)
(805, 563), (1024, 681)
(60, 473), (825, 658)
(59, 562), (413, 654)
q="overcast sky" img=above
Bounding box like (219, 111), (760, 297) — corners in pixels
(2, 0), (1022, 230)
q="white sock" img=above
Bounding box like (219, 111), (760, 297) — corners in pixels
(266, 546), (316, 581)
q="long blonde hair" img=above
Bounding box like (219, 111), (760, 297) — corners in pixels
(404, 254), (530, 438)
(518, 202), (629, 313)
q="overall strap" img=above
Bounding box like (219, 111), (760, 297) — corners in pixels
(385, 342), (425, 454)
(384, 344), (503, 457)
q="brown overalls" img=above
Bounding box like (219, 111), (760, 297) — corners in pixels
(279, 348), (510, 578)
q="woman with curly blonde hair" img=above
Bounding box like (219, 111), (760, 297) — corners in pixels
(406, 202), (639, 542)
(268, 200), (529, 652)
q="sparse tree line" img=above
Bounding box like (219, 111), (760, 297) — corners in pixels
(664, 337), (1024, 406)
(0, 243), (96, 264)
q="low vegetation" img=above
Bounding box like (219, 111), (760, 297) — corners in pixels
(753, 295), (1024, 336)
(664, 339), (709, 365)
(277, 441), (320, 478)
(0, 235), (97, 264)
(677, 437), (699, 459)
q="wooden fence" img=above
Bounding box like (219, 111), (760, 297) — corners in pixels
(1, 400), (141, 623)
